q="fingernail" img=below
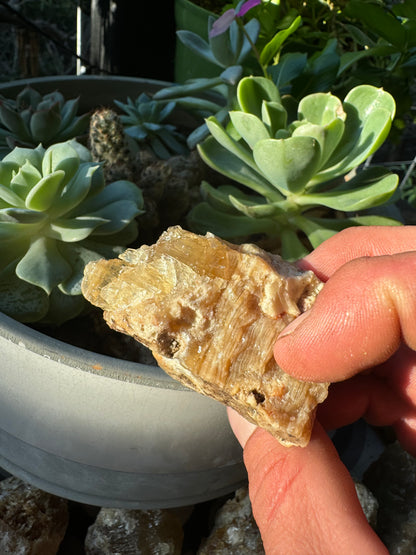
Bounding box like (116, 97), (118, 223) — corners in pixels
(277, 310), (310, 340)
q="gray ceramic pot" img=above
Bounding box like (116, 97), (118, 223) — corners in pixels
(0, 76), (246, 508)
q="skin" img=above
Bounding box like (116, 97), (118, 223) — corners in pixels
(228, 225), (416, 554)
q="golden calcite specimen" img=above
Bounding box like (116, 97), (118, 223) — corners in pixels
(82, 226), (329, 447)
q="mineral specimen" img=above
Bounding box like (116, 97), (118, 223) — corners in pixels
(82, 226), (329, 447)
(85, 507), (183, 555)
(197, 487), (264, 554)
(0, 476), (68, 554)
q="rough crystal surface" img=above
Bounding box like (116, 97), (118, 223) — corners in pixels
(84, 507), (183, 554)
(82, 226), (329, 447)
(0, 476), (68, 555)
(197, 487), (264, 554)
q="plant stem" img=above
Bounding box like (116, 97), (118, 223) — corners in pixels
(237, 17), (269, 78)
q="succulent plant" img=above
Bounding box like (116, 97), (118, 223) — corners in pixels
(188, 76), (401, 259)
(0, 86), (90, 158)
(153, 4), (261, 149)
(0, 140), (144, 324)
(113, 93), (189, 160)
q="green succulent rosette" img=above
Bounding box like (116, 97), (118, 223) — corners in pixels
(0, 86), (90, 158)
(0, 140), (144, 324)
(188, 77), (401, 259)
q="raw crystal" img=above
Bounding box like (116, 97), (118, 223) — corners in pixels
(82, 226), (329, 447)
(197, 487), (264, 554)
(84, 507), (183, 554)
(0, 476), (68, 554)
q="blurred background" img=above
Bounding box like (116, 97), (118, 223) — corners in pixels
(0, 0), (176, 81)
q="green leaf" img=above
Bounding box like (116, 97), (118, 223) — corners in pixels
(291, 39), (340, 97)
(268, 52), (307, 92)
(298, 92), (345, 126)
(42, 287), (85, 325)
(9, 160), (42, 200)
(0, 183), (26, 208)
(280, 228), (310, 261)
(73, 179), (143, 216)
(292, 215), (339, 248)
(253, 136), (321, 194)
(345, 1), (407, 51)
(16, 236), (72, 294)
(298, 171), (399, 211)
(220, 65), (243, 86)
(200, 181), (259, 214)
(25, 170), (65, 211)
(205, 116), (256, 166)
(229, 111), (270, 148)
(85, 199), (142, 235)
(47, 216), (109, 242)
(0, 218), (44, 240)
(198, 136), (281, 200)
(153, 77), (224, 101)
(338, 50), (375, 76)
(176, 30), (218, 65)
(50, 163), (100, 218)
(187, 202), (280, 238)
(42, 141), (80, 176)
(228, 193), (282, 218)
(57, 242), (106, 295)
(237, 76), (281, 119)
(0, 103), (31, 142)
(3, 144), (44, 170)
(210, 20), (238, 67)
(260, 15), (301, 67)
(30, 109), (62, 144)
(60, 98), (79, 129)
(292, 118), (345, 171)
(59, 113), (90, 141)
(316, 85), (396, 181)
(262, 101), (287, 135)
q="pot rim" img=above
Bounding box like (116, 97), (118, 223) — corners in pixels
(0, 310), (187, 391)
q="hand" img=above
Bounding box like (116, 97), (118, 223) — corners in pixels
(228, 225), (416, 554)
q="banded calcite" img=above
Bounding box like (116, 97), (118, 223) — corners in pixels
(81, 226), (329, 447)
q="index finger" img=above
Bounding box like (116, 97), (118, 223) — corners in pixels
(300, 226), (416, 280)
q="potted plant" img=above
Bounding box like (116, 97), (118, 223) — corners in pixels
(0, 75), (247, 509)
(0, 0), (413, 510)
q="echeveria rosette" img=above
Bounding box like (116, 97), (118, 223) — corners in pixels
(0, 86), (90, 158)
(0, 140), (144, 324)
(188, 76), (401, 260)
(114, 93), (189, 160)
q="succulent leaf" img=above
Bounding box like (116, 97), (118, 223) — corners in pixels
(190, 76), (399, 257)
(0, 87), (89, 156)
(25, 170), (65, 211)
(0, 140), (143, 323)
(30, 108), (62, 143)
(229, 111), (270, 148)
(198, 135), (281, 199)
(253, 136), (322, 194)
(16, 236), (72, 294)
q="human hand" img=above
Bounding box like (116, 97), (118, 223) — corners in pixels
(228, 225), (416, 554)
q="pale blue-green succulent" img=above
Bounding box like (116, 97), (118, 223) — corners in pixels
(113, 93), (189, 160)
(188, 76), (401, 260)
(153, 6), (261, 149)
(0, 86), (90, 158)
(0, 140), (144, 324)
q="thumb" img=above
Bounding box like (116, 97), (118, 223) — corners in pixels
(228, 410), (386, 555)
(274, 251), (416, 382)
